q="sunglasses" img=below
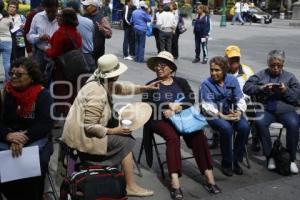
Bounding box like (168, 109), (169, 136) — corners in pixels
(8, 71), (29, 78)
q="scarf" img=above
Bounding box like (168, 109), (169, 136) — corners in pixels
(5, 81), (43, 117)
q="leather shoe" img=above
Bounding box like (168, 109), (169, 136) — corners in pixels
(192, 58), (200, 63)
(233, 162), (243, 175)
(170, 187), (184, 200)
(221, 166), (233, 176)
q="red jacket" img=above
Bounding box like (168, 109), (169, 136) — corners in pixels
(46, 25), (82, 58)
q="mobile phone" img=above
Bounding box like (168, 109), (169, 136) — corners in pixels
(271, 83), (281, 89)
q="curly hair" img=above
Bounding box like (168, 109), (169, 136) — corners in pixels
(10, 57), (44, 84)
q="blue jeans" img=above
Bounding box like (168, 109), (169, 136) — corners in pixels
(134, 29), (146, 62)
(207, 116), (250, 167)
(0, 40), (12, 81)
(231, 12), (245, 25)
(255, 111), (300, 160)
(123, 26), (135, 57)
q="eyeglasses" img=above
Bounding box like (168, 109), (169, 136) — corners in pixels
(8, 71), (29, 78)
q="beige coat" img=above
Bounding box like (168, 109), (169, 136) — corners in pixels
(62, 79), (142, 155)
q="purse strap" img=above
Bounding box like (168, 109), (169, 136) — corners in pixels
(64, 30), (78, 49)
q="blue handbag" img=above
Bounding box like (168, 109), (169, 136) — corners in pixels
(169, 106), (208, 135)
(146, 23), (153, 37)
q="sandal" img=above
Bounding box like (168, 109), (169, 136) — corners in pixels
(203, 183), (221, 194)
(170, 187), (184, 200)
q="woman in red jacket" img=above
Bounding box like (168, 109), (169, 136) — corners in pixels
(44, 8), (82, 118)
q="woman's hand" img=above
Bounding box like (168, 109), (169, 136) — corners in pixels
(275, 82), (287, 93)
(107, 126), (132, 135)
(218, 112), (239, 121)
(163, 109), (175, 119)
(142, 80), (162, 91)
(169, 103), (182, 113)
(10, 143), (23, 158)
(6, 132), (28, 145)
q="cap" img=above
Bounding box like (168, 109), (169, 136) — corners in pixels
(225, 45), (241, 58)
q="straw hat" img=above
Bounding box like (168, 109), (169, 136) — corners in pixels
(147, 51), (177, 72)
(94, 54), (128, 79)
(225, 45), (241, 58)
(139, 1), (148, 9)
(118, 103), (152, 131)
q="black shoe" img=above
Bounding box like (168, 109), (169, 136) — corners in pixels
(192, 58), (200, 63)
(204, 183), (221, 194)
(251, 137), (261, 152)
(201, 60), (208, 64)
(233, 162), (243, 175)
(221, 166), (233, 176)
(170, 188), (184, 200)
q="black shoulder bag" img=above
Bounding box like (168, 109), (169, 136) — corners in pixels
(58, 31), (89, 82)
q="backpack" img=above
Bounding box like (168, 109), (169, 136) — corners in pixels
(271, 132), (291, 176)
(60, 165), (127, 200)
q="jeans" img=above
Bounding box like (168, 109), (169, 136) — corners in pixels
(123, 26), (135, 57)
(231, 12), (245, 25)
(255, 110), (300, 161)
(0, 40), (12, 81)
(134, 29), (146, 62)
(207, 116), (250, 167)
(159, 31), (173, 53)
(194, 34), (208, 61)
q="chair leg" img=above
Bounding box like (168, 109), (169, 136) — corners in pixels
(132, 154), (143, 177)
(152, 136), (165, 179)
(137, 141), (144, 164)
(47, 171), (59, 200)
(244, 144), (251, 169)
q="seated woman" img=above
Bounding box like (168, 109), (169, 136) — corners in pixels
(62, 54), (159, 197)
(200, 56), (250, 177)
(0, 57), (53, 200)
(142, 51), (221, 200)
(243, 50), (300, 174)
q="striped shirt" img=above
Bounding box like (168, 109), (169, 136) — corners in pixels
(26, 11), (58, 50)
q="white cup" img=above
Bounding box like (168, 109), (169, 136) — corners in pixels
(121, 119), (133, 129)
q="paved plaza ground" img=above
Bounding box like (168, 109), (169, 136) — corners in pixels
(1, 15), (300, 200)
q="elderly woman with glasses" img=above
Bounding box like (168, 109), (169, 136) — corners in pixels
(200, 56), (250, 177)
(244, 50), (300, 174)
(0, 57), (53, 200)
(142, 51), (220, 200)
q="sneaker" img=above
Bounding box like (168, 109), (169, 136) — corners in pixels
(267, 158), (276, 170)
(192, 58), (200, 63)
(290, 162), (299, 174)
(124, 56), (133, 61)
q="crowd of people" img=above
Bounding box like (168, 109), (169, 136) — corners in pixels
(0, 0), (300, 200)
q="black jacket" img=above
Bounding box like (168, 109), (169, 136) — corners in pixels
(141, 76), (195, 167)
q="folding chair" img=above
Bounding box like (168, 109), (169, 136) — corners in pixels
(45, 169), (59, 200)
(137, 133), (194, 180)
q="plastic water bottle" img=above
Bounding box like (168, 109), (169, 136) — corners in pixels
(16, 30), (25, 48)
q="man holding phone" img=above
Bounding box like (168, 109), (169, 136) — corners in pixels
(243, 50), (300, 174)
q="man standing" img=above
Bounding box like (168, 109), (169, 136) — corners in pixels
(82, 0), (112, 63)
(131, 1), (151, 63)
(66, 1), (96, 72)
(27, 0), (59, 73)
(231, 0), (244, 25)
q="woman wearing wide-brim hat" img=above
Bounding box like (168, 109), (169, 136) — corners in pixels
(62, 54), (160, 197)
(143, 51), (221, 200)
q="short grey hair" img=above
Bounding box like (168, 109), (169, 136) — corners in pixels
(267, 50), (285, 64)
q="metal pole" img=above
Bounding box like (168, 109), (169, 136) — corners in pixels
(220, 0), (227, 27)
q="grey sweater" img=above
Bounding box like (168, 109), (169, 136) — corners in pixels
(243, 69), (300, 106)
